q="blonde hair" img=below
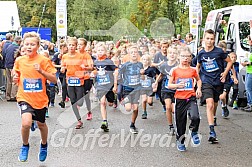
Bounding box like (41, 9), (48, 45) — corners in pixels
(23, 32), (40, 45)
(140, 54), (151, 66)
(78, 38), (87, 46)
(178, 46), (192, 55)
(67, 37), (78, 45)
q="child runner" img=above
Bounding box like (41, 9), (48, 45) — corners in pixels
(196, 29), (233, 143)
(13, 32), (57, 161)
(155, 45), (179, 135)
(77, 38), (94, 120)
(228, 52), (239, 109)
(91, 44), (118, 132)
(119, 46), (144, 134)
(61, 37), (86, 129)
(140, 54), (156, 119)
(168, 46), (202, 151)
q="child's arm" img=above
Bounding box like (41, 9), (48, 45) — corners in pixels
(195, 75), (202, 98)
(113, 69), (118, 93)
(167, 77), (185, 90)
(230, 65), (238, 84)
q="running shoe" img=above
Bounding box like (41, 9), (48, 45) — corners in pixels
(130, 126), (138, 134)
(18, 145), (29, 162)
(50, 103), (54, 108)
(162, 105), (166, 113)
(142, 112), (147, 119)
(65, 97), (70, 102)
(232, 101), (238, 110)
(191, 131), (200, 145)
(86, 112), (92, 120)
(222, 106), (229, 117)
(208, 131), (218, 143)
(101, 121), (109, 132)
(38, 144), (48, 162)
(45, 111), (49, 118)
(214, 117), (217, 126)
(75, 121), (83, 129)
(168, 126), (175, 136)
(176, 141), (186, 152)
(58, 101), (65, 108)
(31, 121), (37, 131)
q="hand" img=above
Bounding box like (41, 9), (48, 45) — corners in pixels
(152, 83), (158, 92)
(13, 73), (19, 84)
(177, 82), (185, 89)
(90, 72), (95, 78)
(60, 67), (66, 73)
(113, 85), (117, 93)
(140, 69), (145, 75)
(34, 63), (42, 73)
(233, 78), (238, 84)
(220, 72), (226, 83)
(196, 88), (202, 98)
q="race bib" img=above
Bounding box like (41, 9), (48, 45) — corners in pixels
(176, 78), (193, 91)
(141, 79), (151, 88)
(97, 74), (111, 85)
(165, 75), (170, 89)
(23, 78), (43, 92)
(68, 77), (81, 86)
(203, 60), (219, 72)
(128, 75), (140, 86)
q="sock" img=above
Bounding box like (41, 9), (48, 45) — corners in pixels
(103, 120), (107, 122)
(209, 125), (214, 131)
(169, 124), (174, 128)
(222, 103), (226, 107)
(130, 122), (135, 128)
(143, 111), (147, 114)
(23, 143), (29, 147)
(41, 142), (47, 148)
(149, 102), (153, 106)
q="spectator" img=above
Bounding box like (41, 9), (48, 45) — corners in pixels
(185, 33), (196, 55)
(5, 36), (22, 101)
(1, 33), (13, 69)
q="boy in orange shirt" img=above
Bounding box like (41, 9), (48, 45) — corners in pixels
(13, 32), (57, 162)
(168, 46), (202, 152)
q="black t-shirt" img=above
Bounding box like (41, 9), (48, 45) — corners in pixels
(52, 52), (66, 78)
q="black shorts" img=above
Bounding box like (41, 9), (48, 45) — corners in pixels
(223, 83), (231, 93)
(161, 91), (175, 103)
(18, 101), (47, 123)
(202, 83), (223, 103)
(84, 79), (93, 95)
(96, 90), (115, 103)
(122, 87), (140, 104)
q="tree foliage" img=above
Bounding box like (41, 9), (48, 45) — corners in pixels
(8, 0), (252, 41)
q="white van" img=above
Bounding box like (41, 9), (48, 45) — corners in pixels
(205, 5), (252, 106)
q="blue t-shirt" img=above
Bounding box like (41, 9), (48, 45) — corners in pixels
(119, 61), (144, 90)
(94, 58), (117, 91)
(197, 47), (228, 86)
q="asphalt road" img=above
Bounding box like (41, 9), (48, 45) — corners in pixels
(1, 93), (252, 167)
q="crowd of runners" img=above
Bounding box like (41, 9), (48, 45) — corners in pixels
(0, 28), (252, 161)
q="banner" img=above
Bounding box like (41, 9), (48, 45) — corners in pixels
(189, 0), (202, 36)
(56, 0), (67, 37)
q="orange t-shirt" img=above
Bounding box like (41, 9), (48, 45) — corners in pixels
(61, 52), (86, 85)
(79, 51), (93, 80)
(14, 54), (57, 109)
(171, 67), (198, 99)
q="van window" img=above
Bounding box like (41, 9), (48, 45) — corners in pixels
(239, 22), (250, 51)
(227, 23), (235, 41)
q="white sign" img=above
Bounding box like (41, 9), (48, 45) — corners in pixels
(56, 0), (67, 37)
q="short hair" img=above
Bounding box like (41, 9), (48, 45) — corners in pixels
(78, 38), (87, 46)
(14, 36), (22, 42)
(218, 40), (227, 49)
(67, 37), (78, 45)
(178, 46), (192, 55)
(5, 33), (13, 40)
(23, 32), (41, 45)
(204, 29), (215, 36)
(187, 33), (193, 39)
(160, 40), (169, 46)
(60, 42), (67, 49)
(140, 54), (151, 66)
